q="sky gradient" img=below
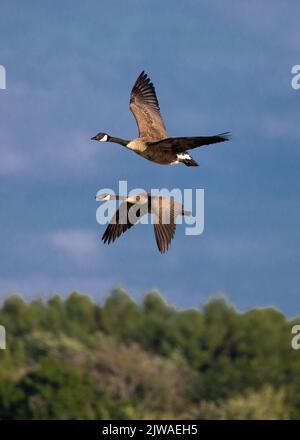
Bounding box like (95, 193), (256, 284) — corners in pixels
(0, 0), (299, 315)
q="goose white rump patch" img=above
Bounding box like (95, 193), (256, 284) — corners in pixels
(177, 153), (191, 160)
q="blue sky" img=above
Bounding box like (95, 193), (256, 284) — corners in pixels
(0, 0), (299, 315)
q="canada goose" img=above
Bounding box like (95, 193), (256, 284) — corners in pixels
(91, 71), (230, 166)
(96, 192), (191, 253)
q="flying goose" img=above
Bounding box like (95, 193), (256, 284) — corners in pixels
(91, 71), (230, 166)
(96, 192), (191, 253)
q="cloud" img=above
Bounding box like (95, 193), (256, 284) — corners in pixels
(0, 146), (30, 176)
(202, 235), (264, 264)
(48, 229), (99, 265)
(0, 76), (126, 180)
(262, 114), (300, 141)
(0, 275), (114, 302)
(207, 0), (300, 50)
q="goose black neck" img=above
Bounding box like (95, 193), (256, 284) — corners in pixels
(109, 136), (129, 147)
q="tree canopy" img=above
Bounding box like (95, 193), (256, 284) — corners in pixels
(0, 289), (298, 419)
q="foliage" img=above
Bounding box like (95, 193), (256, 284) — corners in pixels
(192, 385), (289, 420)
(0, 289), (298, 419)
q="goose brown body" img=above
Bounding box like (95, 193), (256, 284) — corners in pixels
(91, 71), (230, 167)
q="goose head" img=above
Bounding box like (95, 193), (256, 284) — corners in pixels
(95, 192), (112, 201)
(91, 132), (109, 142)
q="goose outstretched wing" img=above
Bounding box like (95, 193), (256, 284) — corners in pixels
(150, 197), (178, 254)
(102, 201), (148, 244)
(130, 71), (167, 141)
(148, 133), (230, 153)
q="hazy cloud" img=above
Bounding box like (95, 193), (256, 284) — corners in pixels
(49, 229), (99, 265)
(0, 146), (29, 175)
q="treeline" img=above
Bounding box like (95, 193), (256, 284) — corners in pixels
(0, 289), (299, 419)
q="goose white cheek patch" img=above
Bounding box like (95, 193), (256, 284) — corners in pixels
(100, 134), (108, 141)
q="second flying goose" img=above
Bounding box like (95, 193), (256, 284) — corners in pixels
(91, 71), (230, 167)
(96, 192), (191, 253)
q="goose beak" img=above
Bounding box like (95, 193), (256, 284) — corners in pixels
(91, 136), (97, 141)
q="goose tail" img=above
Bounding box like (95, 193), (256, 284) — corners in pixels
(177, 153), (199, 167)
(181, 157), (199, 167)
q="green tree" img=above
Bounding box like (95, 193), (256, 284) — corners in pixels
(15, 357), (109, 419)
(100, 288), (142, 341)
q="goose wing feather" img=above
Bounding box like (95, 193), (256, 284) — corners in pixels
(102, 201), (148, 244)
(148, 133), (230, 153)
(151, 196), (177, 253)
(130, 71), (167, 141)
